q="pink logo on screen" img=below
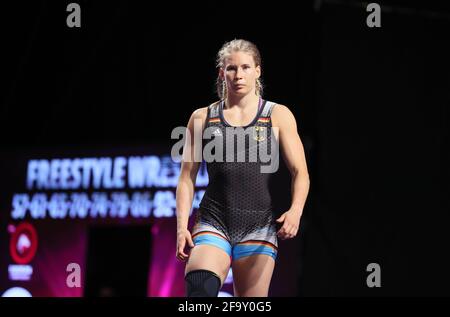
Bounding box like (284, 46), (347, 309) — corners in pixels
(9, 222), (38, 265)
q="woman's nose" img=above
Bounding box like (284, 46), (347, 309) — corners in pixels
(236, 67), (244, 78)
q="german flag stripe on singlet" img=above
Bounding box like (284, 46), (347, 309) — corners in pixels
(257, 117), (270, 123)
(208, 117), (221, 123)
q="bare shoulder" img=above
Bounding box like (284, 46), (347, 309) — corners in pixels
(191, 106), (208, 121)
(187, 101), (222, 129)
(191, 100), (220, 121)
(271, 103), (297, 127)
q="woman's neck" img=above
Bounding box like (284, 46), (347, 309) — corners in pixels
(225, 93), (260, 110)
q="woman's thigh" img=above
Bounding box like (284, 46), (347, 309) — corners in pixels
(232, 254), (275, 297)
(185, 244), (231, 285)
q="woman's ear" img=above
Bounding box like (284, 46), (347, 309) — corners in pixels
(218, 68), (224, 80)
(256, 65), (261, 79)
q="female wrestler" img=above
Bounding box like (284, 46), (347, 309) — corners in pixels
(176, 39), (310, 297)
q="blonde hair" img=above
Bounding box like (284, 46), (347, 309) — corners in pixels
(215, 39), (264, 99)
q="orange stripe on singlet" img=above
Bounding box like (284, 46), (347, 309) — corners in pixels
(237, 240), (278, 251)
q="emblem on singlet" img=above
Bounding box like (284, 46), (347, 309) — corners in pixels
(253, 126), (266, 142)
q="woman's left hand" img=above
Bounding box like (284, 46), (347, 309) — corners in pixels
(275, 210), (301, 240)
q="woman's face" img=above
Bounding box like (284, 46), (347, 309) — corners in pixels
(220, 51), (261, 97)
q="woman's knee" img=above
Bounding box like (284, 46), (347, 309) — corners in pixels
(185, 269), (222, 297)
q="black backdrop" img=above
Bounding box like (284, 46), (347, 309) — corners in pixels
(1, 0), (449, 296)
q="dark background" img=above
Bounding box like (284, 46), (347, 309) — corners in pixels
(84, 225), (152, 297)
(1, 0), (449, 296)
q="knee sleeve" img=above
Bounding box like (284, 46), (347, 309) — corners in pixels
(185, 269), (221, 297)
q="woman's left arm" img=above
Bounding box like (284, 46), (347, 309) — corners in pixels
(271, 104), (310, 240)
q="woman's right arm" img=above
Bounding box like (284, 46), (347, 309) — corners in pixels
(175, 107), (207, 261)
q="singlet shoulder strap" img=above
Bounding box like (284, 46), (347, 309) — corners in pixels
(208, 101), (221, 119)
(259, 100), (277, 118)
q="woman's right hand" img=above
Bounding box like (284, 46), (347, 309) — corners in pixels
(176, 228), (195, 261)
